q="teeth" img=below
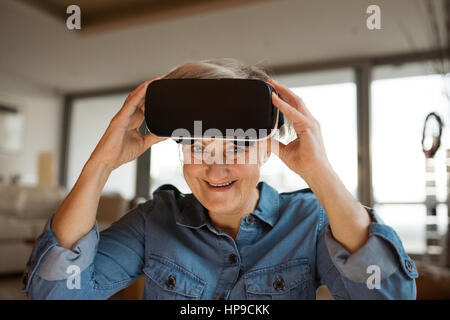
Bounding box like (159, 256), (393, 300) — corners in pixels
(208, 181), (234, 187)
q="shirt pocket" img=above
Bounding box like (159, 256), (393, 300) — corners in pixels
(143, 254), (206, 300)
(244, 258), (314, 300)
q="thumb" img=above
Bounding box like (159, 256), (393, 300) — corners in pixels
(143, 132), (166, 150)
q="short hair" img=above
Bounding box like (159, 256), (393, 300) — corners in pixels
(161, 58), (293, 141)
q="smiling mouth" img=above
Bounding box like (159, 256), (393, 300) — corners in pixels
(204, 180), (237, 189)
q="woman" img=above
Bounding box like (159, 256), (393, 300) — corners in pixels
(24, 58), (417, 300)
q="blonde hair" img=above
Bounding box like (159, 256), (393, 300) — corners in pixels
(162, 58), (293, 141)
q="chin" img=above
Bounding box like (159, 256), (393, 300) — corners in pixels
(202, 197), (238, 214)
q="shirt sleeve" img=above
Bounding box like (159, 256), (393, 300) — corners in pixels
(23, 201), (150, 300)
(315, 205), (418, 300)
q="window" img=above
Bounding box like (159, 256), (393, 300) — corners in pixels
(68, 93), (137, 200)
(371, 61), (449, 254)
(265, 69), (358, 195)
(150, 139), (190, 194)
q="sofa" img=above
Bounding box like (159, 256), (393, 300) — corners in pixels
(0, 184), (130, 275)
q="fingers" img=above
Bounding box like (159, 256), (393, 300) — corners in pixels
(118, 76), (160, 120)
(272, 92), (308, 126)
(127, 100), (145, 130)
(268, 79), (313, 118)
(142, 132), (167, 150)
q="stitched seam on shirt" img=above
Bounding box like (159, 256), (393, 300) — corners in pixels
(368, 231), (417, 278)
(100, 231), (143, 265)
(26, 216), (60, 291)
(142, 199), (156, 221)
(318, 228), (336, 285)
(323, 226), (355, 281)
(92, 205), (148, 290)
(313, 205), (326, 285)
(106, 222), (145, 260)
(92, 276), (137, 291)
(244, 259), (310, 295)
(213, 235), (228, 295)
(92, 203), (150, 291)
(90, 262), (141, 291)
(147, 253), (206, 285)
(318, 224), (347, 290)
(26, 242), (57, 291)
(322, 267), (351, 300)
(321, 260), (336, 284)
(245, 258), (310, 276)
(247, 281), (306, 295)
(279, 188), (313, 196)
(144, 271), (203, 298)
(318, 205), (325, 235)
(213, 234), (239, 297)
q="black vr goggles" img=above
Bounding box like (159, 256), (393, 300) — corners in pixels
(144, 78), (284, 145)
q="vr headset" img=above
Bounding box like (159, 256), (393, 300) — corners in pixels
(144, 78), (284, 144)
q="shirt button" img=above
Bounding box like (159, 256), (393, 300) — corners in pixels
(165, 275), (176, 288)
(273, 277), (285, 290)
(229, 254), (238, 265)
(244, 215), (255, 225)
(405, 260), (413, 272)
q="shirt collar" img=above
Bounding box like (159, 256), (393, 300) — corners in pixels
(175, 193), (209, 229)
(174, 181), (280, 229)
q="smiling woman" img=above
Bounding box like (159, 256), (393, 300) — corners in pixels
(181, 139), (264, 238)
(23, 58), (417, 300)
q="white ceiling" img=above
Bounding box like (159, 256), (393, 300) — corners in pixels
(0, 0), (446, 94)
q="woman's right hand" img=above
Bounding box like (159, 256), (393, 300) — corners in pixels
(89, 78), (166, 171)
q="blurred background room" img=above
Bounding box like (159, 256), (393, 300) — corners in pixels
(0, 0), (449, 299)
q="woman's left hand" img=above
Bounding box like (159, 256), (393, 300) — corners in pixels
(268, 79), (372, 253)
(267, 79), (332, 181)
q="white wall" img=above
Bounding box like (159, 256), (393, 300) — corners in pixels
(0, 72), (63, 185)
(68, 94), (136, 200)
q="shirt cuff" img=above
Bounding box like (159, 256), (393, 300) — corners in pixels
(22, 214), (99, 292)
(324, 206), (418, 283)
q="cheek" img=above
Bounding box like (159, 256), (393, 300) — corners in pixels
(233, 164), (261, 183)
(183, 164), (202, 184)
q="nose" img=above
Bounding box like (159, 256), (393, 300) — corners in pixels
(205, 164), (229, 182)
(203, 142), (226, 164)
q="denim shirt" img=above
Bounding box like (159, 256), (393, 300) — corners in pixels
(23, 182), (418, 300)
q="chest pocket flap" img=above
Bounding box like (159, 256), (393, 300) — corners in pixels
(143, 254), (206, 299)
(244, 258), (310, 295)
